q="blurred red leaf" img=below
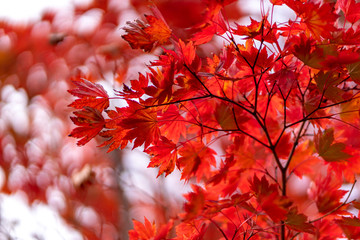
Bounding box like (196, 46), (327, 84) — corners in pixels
(308, 174), (348, 214)
(285, 208), (315, 233)
(336, 217), (360, 239)
(122, 12), (172, 52)
(336, 0), (360, 24)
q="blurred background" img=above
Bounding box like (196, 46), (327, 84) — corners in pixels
(0, 0), (275, 239)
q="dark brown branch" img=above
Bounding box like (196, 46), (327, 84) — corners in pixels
(210, 219), (229, 240)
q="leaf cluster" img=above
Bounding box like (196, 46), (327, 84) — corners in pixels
(69, 0), (360, 239)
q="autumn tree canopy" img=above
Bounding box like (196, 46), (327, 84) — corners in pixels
(69, 0), (360, 239)
(2, 0), (360, 239)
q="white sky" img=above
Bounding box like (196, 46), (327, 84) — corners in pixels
(0, 0), (74, 22)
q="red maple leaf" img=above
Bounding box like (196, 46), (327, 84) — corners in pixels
(122, 11), (172, 52)
(191, 11), (227, 45)
(146, 137), (178, 177)
(178, 141), (216, 181)
(99, 107), (129, 152)
(68, 78), (110, 112)
(183, 185), (206, 221)
(335, 217), (360, 239)
(122, 101), (160, 149)
(308, 174), (348, 214)
(285, 1), (337, 40)
(69, 107), (105, 146)
(129, 217), (173, 240)
(250, 175), (292, 222)
(285, 208), (315, 233)
(119, 73), (148, 99)
(336, 0), (360, 24)
(158, 105), (187, 143)
(174, 39), (196, 66)
(143, 67), (174, 105)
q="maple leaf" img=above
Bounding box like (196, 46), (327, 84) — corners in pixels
(286, 1), (337, 40)
(339, 27), (360, 45)
(291, 36), (359, 69)
(215, 104), (237, 130)
(145, 137), (177, 177)
(301, 2), (337, 40)
(233, 18), (263, 39)
(122, 101), (160, 149)
(287, 141), (322, 178)
(314, 71), (344, 103)
(183, 185), (206, 221)
(144, 14), (172, 44)
(69, 107), (105, 146)
(291, 36), (359, 70)
(335, 217), (360, 239)
(303, 94), (328, 127)
(191, 11), (227, 45)
(174, 39), (196, 66)
(143, 67), (174, 105)
(158, 105), (187, 143)
(347, 61), (360, 84)
(268, 66), (297, 95)
(285, 208), (315, 233)
(225, 136), (257, 169)
(122, 19), (154, 52)
(129, 217), (173, 240)
(233, 17), (278, 44)
(314, 128), (352, 162)
(201, 192), (253, 220)
(336, 0), (360, 24)
(321, 50), (360, 69)
(308, 174), (348, 214)
(207, 156), (236, 186)
(175, 221), (207, 240)
(99, 107), (129, 152)
(68, 78), (109, 112)
(119, 73), (148, 99)
(275, 133), (292, 159)
(122, 12), (172, 52)
(249, 175), (292, 222)
(237, 39), (274, 70)
(178, 141), (216, 181)
(291, 34), (324, 69)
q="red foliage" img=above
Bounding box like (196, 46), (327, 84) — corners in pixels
(67, 0), (360, 238)
(4, 0), (360, 239)
(69, 0), (360, 239)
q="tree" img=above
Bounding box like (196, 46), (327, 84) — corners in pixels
(0, 0), (244, 239)
(68, 0), (360, 239)
(0, 0), (195, 239)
